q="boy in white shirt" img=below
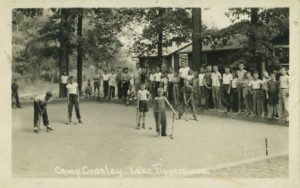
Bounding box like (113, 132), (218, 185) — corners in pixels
(211, 65), (222, 111)
(198, 67), (206, 109)
(136, 83), (151, 129)
(66, 76), (82, 124)
(154, 67), (162, 97)
(278, 67), (289, 121)
(33, 91), (53, 133)
(248, 71), (263, 117)
(108, 69), (117, 100)
(222, 66), (232, 113)
(60, 72), (69, 98)
(102, 70), (110, 99)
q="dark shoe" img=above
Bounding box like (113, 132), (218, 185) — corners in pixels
(136, 123), (140, 129)
(34, 129), (39, 133)
(78, 119), (82, 124)
(142, 124), (145, 129)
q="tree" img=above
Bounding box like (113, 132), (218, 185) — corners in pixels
(129, 8), (193, 66)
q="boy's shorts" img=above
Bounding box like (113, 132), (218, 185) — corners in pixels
(139, 100), (148, 112)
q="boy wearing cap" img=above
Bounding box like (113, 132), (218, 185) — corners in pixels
(66, 76), (82, 124)
(33, 91), (53, 133)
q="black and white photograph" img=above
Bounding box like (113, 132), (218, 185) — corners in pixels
(1, 0), (300, 188)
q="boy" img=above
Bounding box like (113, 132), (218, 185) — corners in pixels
(278, 67), (289, 122)
(211, 65), (222, 111)
(66, 76), (82, 124)
(248, 71), (263, 117)
(127, 84), (136, 105)
(154, 67), (162, 97)
(231, 71), (239, 113)
(33, 91), (53, 133)
(198, 67), (206, 109)
(172, 71), (180, 107)
(136, 83), (151, 129)
(102, 69), (110, 99)
(60, 72), (69, 98)
(84, 79), (93, 98)
(267, 72), (279, 120)
(236, 63), (247, 113)
(243, 72), (253, 116)
(192, 71), (199, 108)
(222, 67), (232, 113)
(121, 67), (132, 101)
(161, 72), (168, 96)
(186, 70), (194, 85)
(93, 69), (101, 97)
(153, 88), (176, 137)
(167, 67), (174, 104)
(179, 62), (190, 89)
(178, 80), (198, 121)
(148, 68), (156, 99)
(108, 69), (117, 100)
(204, 65), (213, 109)
(12, 78), (22, 108)
(261, 71), (270, 116)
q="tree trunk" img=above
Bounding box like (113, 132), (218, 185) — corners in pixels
(192, 8), (202, 71)
(250, 8), (260, 77)
(59, 9), (70, 97)
(77, 11), (83, 96)
(157, 8), (164, 68)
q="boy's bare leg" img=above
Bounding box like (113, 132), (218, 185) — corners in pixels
(142, 113), (146, 129)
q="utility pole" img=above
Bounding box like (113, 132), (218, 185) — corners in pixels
(192, 8), (202, 71)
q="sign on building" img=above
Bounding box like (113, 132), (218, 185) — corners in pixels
(179, 54), (188, 66)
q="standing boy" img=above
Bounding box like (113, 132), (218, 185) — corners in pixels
(211, 65), (222, 111)
(102, 69), (110, 99)
(167, 67), (174, 104)
(108, 69), (117, 100)
(172, 71), (180, 107)
(121, 68), (132, 101)
(60, 72), (69, 98)
(204, 65), (213, 109)
(278, 67), (289, 122)
(12, 79), (22, 108)
(222, 67), (232, 113)
(93, 69), (101, 97)
(153, 88), (176, 137)
(154, 67), (162, 97)
(33, 91), (53, 133)
(134, 63), (142, 94)
(248, 71), (263, 117)
(267, 72), (279, 120)
(66, 76), (82, 124)
(243, 72), (253, 116)
(148, 68), (156, 99)
(136, 83), (151, 129)
(236, 63), (247, 113)
(192, 71), (199, 108)
(198, 67), (206, 109)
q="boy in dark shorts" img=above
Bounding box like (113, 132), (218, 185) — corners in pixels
(33, 91), (53, 133)
(267, 72), (279, 119)
(136, 83), (151, 129)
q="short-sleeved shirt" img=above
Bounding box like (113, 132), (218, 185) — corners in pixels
(93, 73), (101, 81)
(149, 74), (155, 82)
(66, 83), (78, 94)
(186, 74), (194, 82)
(249, 79), (262, 89)
(279, 75), (289, 89)
(167, 73), (174, 82)
(154, 72), (162, 82)
(34, 94), (52, 104)
(138, 89), (150, 101)
(198, 73), (205, 86)
(61, 75), (69, 84)
(134, 68), (142, 79)
(179, 67), (190, 79)
(211, 72), (222, 87)
(182, 85), (193, 98)
(261, 78), (270, 91)
(121, 73), (131, 82)
(236, 70), (247, 82)
(102, 74), (110, 81)
(109, 74), (117, 86)
(223, 73), (232, 85)
(204, 72), (212, 86)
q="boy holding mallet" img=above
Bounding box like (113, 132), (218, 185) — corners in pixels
(33, 91), (53, 133)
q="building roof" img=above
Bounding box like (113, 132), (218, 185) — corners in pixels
(177, 34), (247, 54)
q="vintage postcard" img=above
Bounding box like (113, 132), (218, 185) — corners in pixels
(0, 0), (299, 188)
